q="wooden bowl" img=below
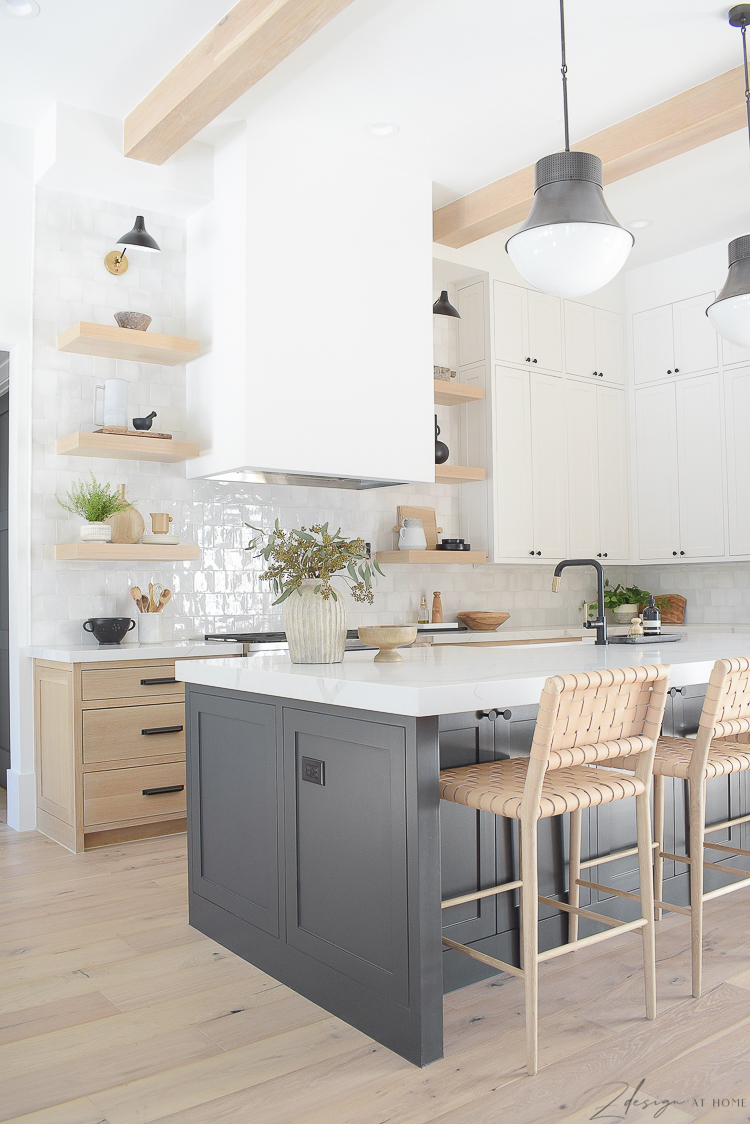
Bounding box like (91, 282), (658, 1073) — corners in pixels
(456, 611), (510, 632)
(358, 625), (418, 663)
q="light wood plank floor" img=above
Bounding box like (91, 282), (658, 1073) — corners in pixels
(3, 787), (750, 1124)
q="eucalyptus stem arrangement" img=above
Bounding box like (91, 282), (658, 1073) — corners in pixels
(58, 472), (131, 523)
(246, 521), (384, 605)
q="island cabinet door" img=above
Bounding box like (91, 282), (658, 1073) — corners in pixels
(283, 709), (410, 1004)
(187, 692), (281, 938)
(439, 712), (496, 948)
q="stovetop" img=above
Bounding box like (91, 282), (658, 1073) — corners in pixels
(205, 629), (363, 644)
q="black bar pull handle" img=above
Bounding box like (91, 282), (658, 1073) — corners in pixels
(142, 784), (184, 796)
(141, 725), (184, 735)
(140, 677), (178, 685)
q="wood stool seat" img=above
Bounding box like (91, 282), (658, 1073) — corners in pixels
(613, 736), (750, 780)
(440, 759), (646, 819)
(439, 663), (670, 1076)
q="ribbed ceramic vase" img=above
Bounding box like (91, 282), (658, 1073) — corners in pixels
(284, 579), (346, 664)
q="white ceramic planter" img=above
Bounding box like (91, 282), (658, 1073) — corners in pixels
(613, 604), (638, 624)
(80, 522), (112, 543)
(138, 614), (165, 644)
(284, 578), (347, 664)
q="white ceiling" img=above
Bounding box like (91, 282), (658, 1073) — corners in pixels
(0, 0), (232, 128)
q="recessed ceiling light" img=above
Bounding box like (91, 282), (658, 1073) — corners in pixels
(628, 219), (652, 229)
(0, 0), (40, 16)
(363, 122), (399, 137)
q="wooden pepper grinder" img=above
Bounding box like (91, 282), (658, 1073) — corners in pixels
(432, 591), (443, 624)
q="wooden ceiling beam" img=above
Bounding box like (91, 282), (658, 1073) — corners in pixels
(433, 66), (748, 249)
(125, 0), (356, 166)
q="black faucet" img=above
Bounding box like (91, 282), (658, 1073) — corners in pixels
(552, 558), (608, 646)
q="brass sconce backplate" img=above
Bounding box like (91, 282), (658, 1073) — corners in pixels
(104, 250), (129, 276)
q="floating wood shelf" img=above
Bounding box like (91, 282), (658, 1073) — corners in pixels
(55, 544), (200, 561)
(56, 431), (200, 463)
(57, 322), (200, 366)
(435, 464), (485, 484)
(376, 550), (487, 565)
(434, 380), (484, 406)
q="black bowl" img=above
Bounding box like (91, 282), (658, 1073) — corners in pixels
(83, 617), (136, 645)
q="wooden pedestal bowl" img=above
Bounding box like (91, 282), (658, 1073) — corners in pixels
(358, 625), (418, 663)
(456, 611), (510, 632)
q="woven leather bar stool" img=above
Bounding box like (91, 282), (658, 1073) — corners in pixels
(440, 663), (670, 1076)
(613, 657), (750, 999)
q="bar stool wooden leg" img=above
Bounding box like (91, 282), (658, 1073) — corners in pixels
(568, 808), (582, 944)
(520, 814), (539, 1076)
(635, 786), (657, 1019)
(689, 777), (706, 998)
(653, 774), (665, 922)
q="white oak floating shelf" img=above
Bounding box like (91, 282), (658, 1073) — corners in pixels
(433, 380), (484, 407)
(376, 550), (487, 565)
(435, 464), (485, 484)
(55, 544), (200, 561)
(56, 431), (200, 463)
(57, 322), (200, 366)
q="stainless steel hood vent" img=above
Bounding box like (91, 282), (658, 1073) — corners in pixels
(208, 468), (408, 491)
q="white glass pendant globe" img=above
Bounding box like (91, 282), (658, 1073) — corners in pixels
(707, 293), (750, 348)
(507, 221), (633, 298)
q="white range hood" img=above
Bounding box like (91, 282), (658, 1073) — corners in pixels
(186, 122), (435, 489)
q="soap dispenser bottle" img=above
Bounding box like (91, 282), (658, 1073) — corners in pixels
(418, 595), (429, 625)
(642, 595), (661, 636)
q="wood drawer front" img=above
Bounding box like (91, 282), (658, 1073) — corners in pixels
(84, 762), (187, 826)
(81, 664), (184, 702)
(83, 702), (185, 764)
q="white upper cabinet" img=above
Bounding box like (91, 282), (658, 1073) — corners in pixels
(597, 386), (629, 561)
(457, 281), (486, 367)
(493, 365), (533, 559)
(564, 302), (624, 384)
(529, 371), (567, 557)
(493, 280), (562, 371)
(635, 373), (724, 561)
(724, 366), (750, 555)
(633, 293), (718, 384)
(673, 293), (717, 375)
(633, 305), (675, 384)
(566, 380), (629, 561)
(722, 335), (750, 368)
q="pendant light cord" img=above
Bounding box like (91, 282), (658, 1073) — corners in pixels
(742, 20), (750, 160)
(560, 0), (570, 151)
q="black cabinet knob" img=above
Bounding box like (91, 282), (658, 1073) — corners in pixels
(593, 371), (597, 377)
(667, 369), (673, 374)
(675, 367), (680, 373)
(536, 551), (541, 556)
(603, 552), (608, 557)
(672, 551), (678, 556)
(525, 357), (531, 362)
(532, 358), (537, 363)
(680, 550), (685, 555)
(529, 550), (535, 555)
(596, 552), (602, 558)
(478, 708), (512, 721)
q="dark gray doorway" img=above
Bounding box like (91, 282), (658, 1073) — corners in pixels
(0, 359), (9, 786)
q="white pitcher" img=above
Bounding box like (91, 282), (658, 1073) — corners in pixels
(398, 518), (427, 551)
(93, 378), (128, 428)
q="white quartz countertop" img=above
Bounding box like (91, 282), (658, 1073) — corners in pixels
(25, 640), (244, 664)
(174, 630), (750, 717)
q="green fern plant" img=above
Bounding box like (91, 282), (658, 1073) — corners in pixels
(58, 473), (130, 523)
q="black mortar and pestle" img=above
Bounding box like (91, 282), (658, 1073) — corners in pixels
(133, 411), (157, 431)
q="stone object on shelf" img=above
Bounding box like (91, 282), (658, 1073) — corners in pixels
(434, 366), (456, 381)
(114, 311), (152, 331)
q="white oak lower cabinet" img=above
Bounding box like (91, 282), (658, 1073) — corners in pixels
(34, 653), (239, 853)
(635, 373), (725, 561)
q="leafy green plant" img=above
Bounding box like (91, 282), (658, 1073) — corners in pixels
(58, 473), (130, 522)
(588, 580), (653, 618)
(246, 521), (384, 605)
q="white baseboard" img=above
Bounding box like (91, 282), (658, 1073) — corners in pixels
(6, 769), (36, 832)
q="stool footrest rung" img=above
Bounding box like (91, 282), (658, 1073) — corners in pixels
(536, 917), (648, 962)
(661, 851), (750, 880)
(703, 876), (750, 902)
(575, 878), (642, 903)
(704, 840), (750, 859)
(537, 894), (622, 928)
(441, 936), (524, 979)
(441, 879), (522, 909)
(654, 898), (691, 916)
(579, 841), (658, 871)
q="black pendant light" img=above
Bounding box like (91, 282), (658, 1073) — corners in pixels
(505, 0), (633, 297)
(433, 290), (460, 318)
(707, 5), (750, 347)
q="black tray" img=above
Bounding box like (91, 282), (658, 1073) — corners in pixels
(608, 633), (682, 644)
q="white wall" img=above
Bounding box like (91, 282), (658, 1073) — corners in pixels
(626, 238), (728, 314)
(186, 123), (435, 486)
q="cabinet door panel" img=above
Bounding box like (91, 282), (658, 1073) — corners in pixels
(676, 373), (725, 558)
(528, 291), (562, 372)
(457, 281), (485, 366)
(595, 309), (624, 385)
(722, 335), (750, 367)
(563, 301), (596, 379)
(635, 383), (680, 560)
(725, 366), (750, 555)
(565, 378), (599, 558)
(188, 693), (280, 936)
(493, 280), (527, 365)
(633, 305), (674, 384)
(494, 366), (532, 559)
(597, 386), (629, 561)
(284, 709), (408, 1002)
(530, 372), (567, 557)
(673, 293), (718, 376)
